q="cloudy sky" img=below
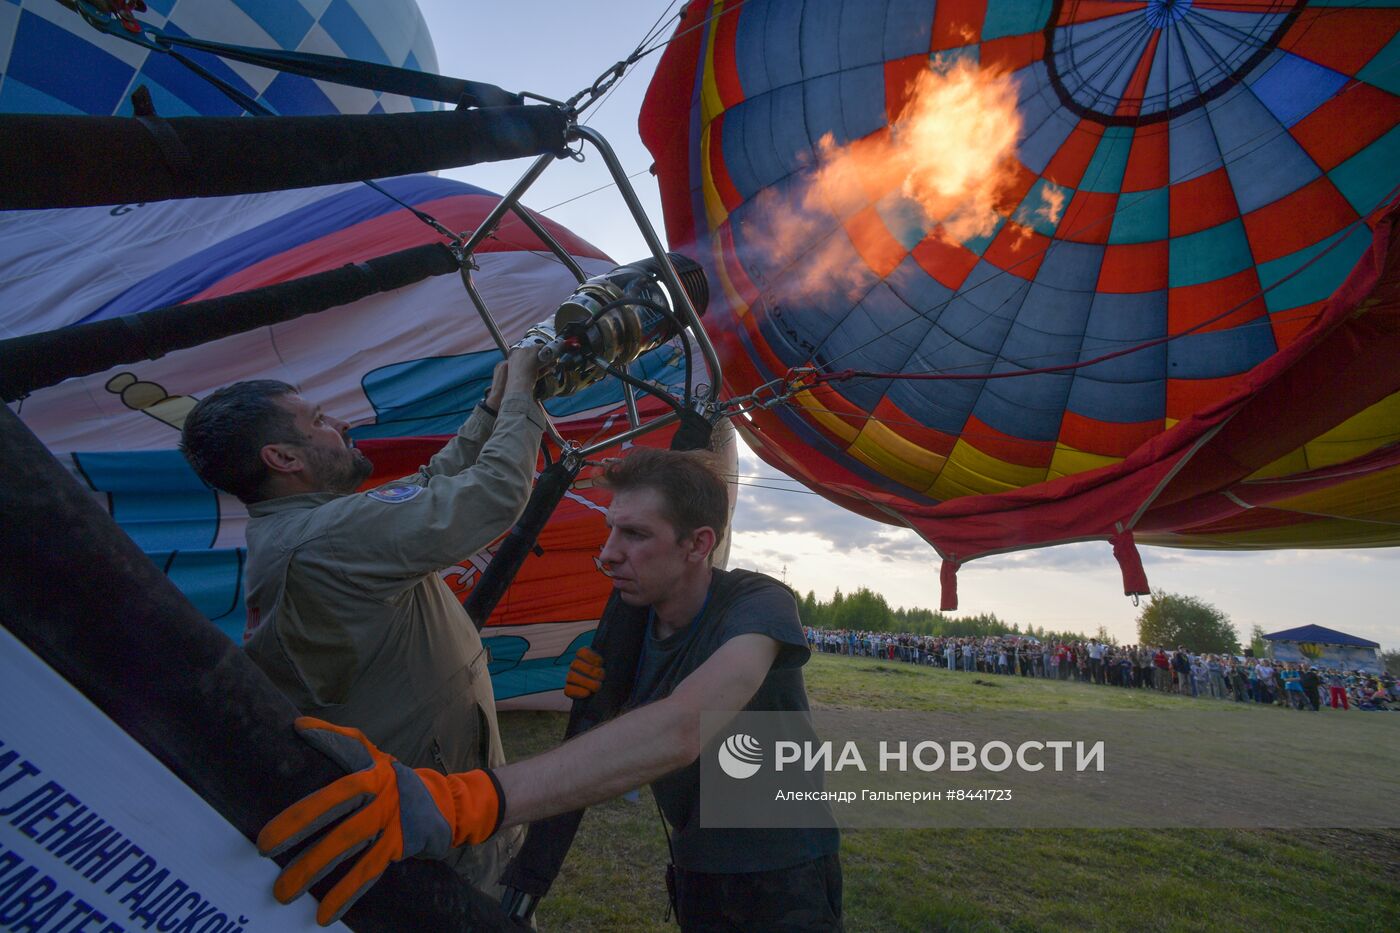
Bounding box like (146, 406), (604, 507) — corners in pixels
(418, 1), (1399, 651)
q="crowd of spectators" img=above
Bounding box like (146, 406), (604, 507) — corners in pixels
(805, 628), (1399, 712)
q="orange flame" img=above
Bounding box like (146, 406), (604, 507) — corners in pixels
(744, 59), (1046, 303)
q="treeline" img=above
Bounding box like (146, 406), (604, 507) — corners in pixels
(797, 586), (1091, 644)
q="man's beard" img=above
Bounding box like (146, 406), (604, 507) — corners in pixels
(304, 445), (373, 495)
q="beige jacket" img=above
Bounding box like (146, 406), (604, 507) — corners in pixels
(243, 393), (545, 891)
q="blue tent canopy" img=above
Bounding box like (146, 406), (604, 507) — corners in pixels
(1262, 625), (1380, 649)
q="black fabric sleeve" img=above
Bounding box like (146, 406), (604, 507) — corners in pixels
(714, 585), (811, 670)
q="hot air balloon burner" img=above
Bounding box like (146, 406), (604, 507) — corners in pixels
(513, 253), (709, 400)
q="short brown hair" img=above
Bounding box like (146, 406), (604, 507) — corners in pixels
(600, 447), (729, 552)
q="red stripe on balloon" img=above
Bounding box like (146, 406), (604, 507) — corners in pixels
(912, 231), (979, 290)
(1113, 29), (1161, 120)
(873, 396), (957, 459)
(1288, 83), (1396, 172)
(982, 223), (1049, 281)
(1168, 267), (1267, 336)
(1058, 189), (1118, 245)
(931, 0), (986, 52)
(845, 206), (907, 280)
(979, 33), (1043, 75)
(1243, 175), (1359, 265)
(962, 414), (1054, 470)
(884, 54), (929, 123)
(1277, 7), (1397, 75)
(1166, 372), (1253, 424)
(1059, 410), (1159, 460)
(189, 194), (608, 301)
(710, 0), (746, 111)
(1056, 2), (1144, 25)
(708, 114), (745, 215)
(1042, 119), (1104, 190)
(1098, 240), (1167, 293)
(1168, 169), (1238, 238)
(1268, 299), (1325, 351)
(1121, 125), (1170, 192)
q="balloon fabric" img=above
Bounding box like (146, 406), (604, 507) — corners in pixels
(641, 0), (1400, 600)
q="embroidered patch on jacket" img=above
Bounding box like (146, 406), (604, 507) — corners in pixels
(366, 484), (423, 503)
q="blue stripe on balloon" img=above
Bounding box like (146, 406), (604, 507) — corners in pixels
(875, 191), (930, 251)
(884, 0), (934, 59)
(1207, 86), (1320, 214)
(74, 450), (218, 552)
(1052, 13), (1144, 111)
(7, 10), (134, 114)
(1357, 32), (1398, 95)
(83, 175), (493, 323)
(162, 549), (246, 632)
(975, 370), (1073, 443)
(838, 0), (888, 69)
(133, 45), (246, 116)
(230, 0), (313, 51)
(1016, 179), (1072, 237)
(893, 323), (987, 436)
(1080, 127), (1132, 194)
(722, 104), (761, 199)
(0, 76), (82, 114)
(839, 63), (887, 141)
(1165, 325), (1275, 379)
(1257, 224), (1372, 315)
(142, 20), (261, 115)
(258, 71), (337, 115)
(799, 0), (841, 82)
(1033, 240), (1104, 293)
(762, 0), (805, 91)
(320, 0), (388, 65)
(1249, 51), (1348, 128)
(802, 72), (847, 146)
(1108, 186), (1168, 244)
(959, 214), (1006, 256)
(1167, 108), (1225, 183)
(941, 260), (1025, 355)
(886, 254), (955, 312)
(1168, 219), (1253, 288)
(1328, 125), (1400, 217)
(770, 82), (812, 178)
(1070, 291), (1167, 422)
(733, 0), (773, 96)
(1014, 63), (1078, 175)
(982, 0), (1052, 42)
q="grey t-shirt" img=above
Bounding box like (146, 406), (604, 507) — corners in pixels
(627, 569), (841, 873)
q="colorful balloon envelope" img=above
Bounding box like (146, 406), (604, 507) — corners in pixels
(0, 1), (714, 708)
(642, 0), (1400, 588)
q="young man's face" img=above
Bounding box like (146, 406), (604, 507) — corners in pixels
(599, 486), (705, 607)
(274, 394), (372, 494)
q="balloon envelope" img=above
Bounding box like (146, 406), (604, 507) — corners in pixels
(641, 0), (1400, 570)
(0, 0), (439, 116)
(1, 174), (715, 708)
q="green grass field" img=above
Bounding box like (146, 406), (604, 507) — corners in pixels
(500, 653), (1400, 932)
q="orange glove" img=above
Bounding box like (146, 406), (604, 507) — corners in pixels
(564, 646), (605, 699)
(257, 717), (503, 926)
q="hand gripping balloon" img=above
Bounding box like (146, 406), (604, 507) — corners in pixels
(257, 717), (503, 926)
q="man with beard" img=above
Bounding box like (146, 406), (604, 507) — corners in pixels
(178, 348), (544, 897)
